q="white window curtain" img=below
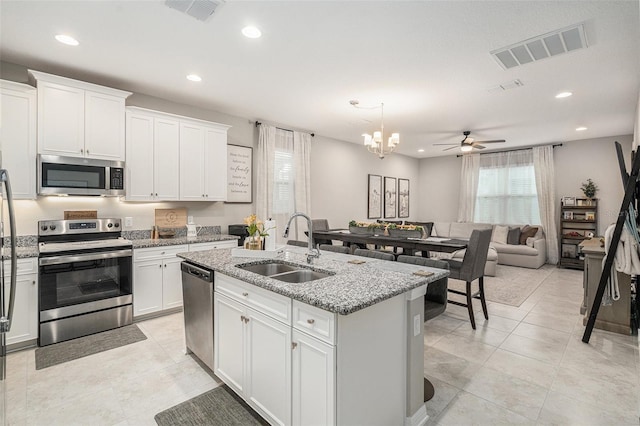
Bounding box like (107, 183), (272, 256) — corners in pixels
(457, 153), (480, 222)
(533, 145), (559, 264)
(256, 124), (312, 244)
(474, 150), (541, 225)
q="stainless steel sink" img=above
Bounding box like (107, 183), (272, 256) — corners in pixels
(236, 261), (333, 283)
(238, 262), (298, 276)
(270, 269), (332, 283)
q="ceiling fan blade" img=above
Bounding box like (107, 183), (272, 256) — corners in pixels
(433, 143), (458, 146)
(474, 145), (486, 150)
(442, 146), (459, 151)
(474, 139), (505, 144)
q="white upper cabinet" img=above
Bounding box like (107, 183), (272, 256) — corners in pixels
(0, 80), (37, 199)
(29, 70), (131, 161)
(126, 106), (229, 202)
(179, 122), (228, 201)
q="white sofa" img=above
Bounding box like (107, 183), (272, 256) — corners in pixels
(431, 222), (547, 276)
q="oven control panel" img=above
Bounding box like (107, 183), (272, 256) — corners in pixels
(38, 218), (122, 236)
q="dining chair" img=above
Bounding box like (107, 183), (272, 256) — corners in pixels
(443, 228), (492, 329)
(397, 255), (449, 401)
(353, 248), (396, 261)
(311, 218), (334, 246)
(319, 244), (350, 254)
(286, 240), (308, 247)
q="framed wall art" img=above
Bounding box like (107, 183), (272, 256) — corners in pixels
(367, 174), (382, 219)
(384, 176), (397, 218)
(398, 178), (409, 218)
(226, 144), (253, 203)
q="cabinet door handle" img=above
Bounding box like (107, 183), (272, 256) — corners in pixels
(86, 150), (89, 154)
(150, 192), (154, 196)
(164, 264), (167, 268)
(32, 280), (36, 285)
(155, 193), (158, 196)
(159, 264), (162, 268)
(240, 315), (246, 322)
(242, 292), (249, 297)
(245, 317), (250, 323)
(202, 194), (205, 197)
(80, 148), (84, 153)
(291, 342), (298, 350)
(306, 318), (315, 325)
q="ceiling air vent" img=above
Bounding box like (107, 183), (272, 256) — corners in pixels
(491, 23), (588, 69)
(165, 0), (224, 22)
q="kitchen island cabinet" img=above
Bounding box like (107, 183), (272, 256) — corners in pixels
(179, 247), (448, 426)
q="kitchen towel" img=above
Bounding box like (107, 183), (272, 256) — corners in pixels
(264, 219), (276, 251)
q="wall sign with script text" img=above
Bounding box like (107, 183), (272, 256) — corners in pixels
(226, 144), (253, 203)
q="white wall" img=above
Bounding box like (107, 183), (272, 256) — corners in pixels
(417, 134), (633, 236)
(310, 135), (420, 229)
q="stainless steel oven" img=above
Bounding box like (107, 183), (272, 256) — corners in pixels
(37, 218), (133, 346)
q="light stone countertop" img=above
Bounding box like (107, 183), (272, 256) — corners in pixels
(178, 246), (449, 315)
(131, 234), (239, 249)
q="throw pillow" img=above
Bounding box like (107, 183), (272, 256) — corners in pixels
(491, 225), (509, 244)
(507, 227), (521, 245)
(519, 225), (539, 245)
(526, 237), (535, 248)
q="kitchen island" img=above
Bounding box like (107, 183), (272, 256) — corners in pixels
(178, 246), (448, 426)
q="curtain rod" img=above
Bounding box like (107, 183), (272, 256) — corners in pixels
(456, 143), (562, 157)
(254, 121), (315, 137)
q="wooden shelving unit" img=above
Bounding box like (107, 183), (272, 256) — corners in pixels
(559, 198), (598, 269)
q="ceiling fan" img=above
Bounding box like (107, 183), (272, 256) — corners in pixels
(434, 131), (506, 152)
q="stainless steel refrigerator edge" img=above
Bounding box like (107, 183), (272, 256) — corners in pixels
(181, 262), (215, 371)
(0, 167), (18, 426)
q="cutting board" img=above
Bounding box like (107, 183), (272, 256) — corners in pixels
(155, 208), (187, 228)
(64, 210), (97, 220)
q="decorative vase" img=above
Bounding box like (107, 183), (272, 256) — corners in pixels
(245, 233), (263, 250)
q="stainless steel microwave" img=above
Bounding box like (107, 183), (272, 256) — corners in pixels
(38, 155), (125, 196)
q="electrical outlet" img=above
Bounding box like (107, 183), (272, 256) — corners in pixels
(125, 217), (133, 227)
(413, 314), (421, 337)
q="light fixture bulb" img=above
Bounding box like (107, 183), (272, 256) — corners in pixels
(576, 126), (587, 131)
(55, 34), (79, 46)
(242, 26), (262, 38)
(418, 149), (425, 153)
(186, 74), (202, 82)
(460, 144), (473, 153)
(362, 134), (372, 146)
(555, 92), (572, 98)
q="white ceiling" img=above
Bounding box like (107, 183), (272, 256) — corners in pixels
(1, 1), (638, 158)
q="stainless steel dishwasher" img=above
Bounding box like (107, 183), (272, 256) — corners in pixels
(181, 262), (215, 371)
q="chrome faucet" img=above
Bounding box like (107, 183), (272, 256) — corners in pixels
(283, 212), (320, 264)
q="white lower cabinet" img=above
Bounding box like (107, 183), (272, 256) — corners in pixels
(3, 258), (38, 346)
(133, 245), (187, 317)
(292, 329), (336, 426)
(214, 272), (336, 426)
(214, 292), (292, 426)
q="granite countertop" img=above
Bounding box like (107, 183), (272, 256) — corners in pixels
(178, 246), (449, 315)
(131, 234), (239, 249)
(3, 246), (39, 260)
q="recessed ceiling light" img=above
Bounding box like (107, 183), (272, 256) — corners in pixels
(555, 91), (572, 98)
(418, 149), (425, 153)
(242, 26), (262, 39)
(55, 34), (79, 46)
(186, 74), (202, 82)
(576, 126), (587, 131)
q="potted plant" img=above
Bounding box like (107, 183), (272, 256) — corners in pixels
(387, 223), (423, 238)
(244, 214), (273, 250)
(581, 178), (598, 200)
(349, 220), (376, 235)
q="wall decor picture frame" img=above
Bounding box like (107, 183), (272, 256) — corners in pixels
(585, 211), (595, 221)
(398, 178), (409, 218)
(226, 144), (253, 203)
(367, 174), (382, 219)
(384, 176), (397, 218)
(562, 196), (575, 206)
(563, 211), (574, 220)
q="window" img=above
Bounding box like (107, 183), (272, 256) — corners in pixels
(272, 149), (294, 214)
(474, 151), (541, 224)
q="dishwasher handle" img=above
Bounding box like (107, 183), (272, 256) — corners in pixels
(181, 262), (213, 282)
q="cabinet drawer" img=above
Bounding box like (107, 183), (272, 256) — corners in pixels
(134, 245), (188, 261)
(293, 300), (336, 345)
(4, 258), (37, 276)
(214, 272), (291, 324)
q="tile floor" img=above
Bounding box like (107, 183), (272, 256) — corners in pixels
(5, 265), (639, 425)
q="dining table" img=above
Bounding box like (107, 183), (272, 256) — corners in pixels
(311, 229), (468, 257)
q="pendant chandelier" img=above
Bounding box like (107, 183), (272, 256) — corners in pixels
(350, 100), (400, 159)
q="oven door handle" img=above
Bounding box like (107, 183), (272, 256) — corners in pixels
(39, 249), (133, 266)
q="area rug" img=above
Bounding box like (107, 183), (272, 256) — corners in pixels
(155, 385), (268, 426)
(35, 324), (147, 370)
(447, 264), (555, 307)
